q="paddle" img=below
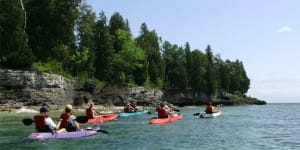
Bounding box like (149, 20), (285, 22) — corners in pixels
(23, 118), (34, 125)
(22, 116), (89, 126)
(117, 95), (129, 104)
(86, 125), (109, 134)
(97, 129), (109, 134)
(172, 108), (180, 112)
(193, 113), (200, 116)
(75, 116), (89, 123)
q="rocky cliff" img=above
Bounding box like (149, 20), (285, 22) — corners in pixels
(0, 69), (74, 111)
(0, 69), (164, 111)
(0, 69), (266, 111)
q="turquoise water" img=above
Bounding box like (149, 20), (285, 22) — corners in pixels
(1, 103), (300, 150)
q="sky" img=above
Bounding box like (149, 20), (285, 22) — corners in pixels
(86, 0), (300, 103)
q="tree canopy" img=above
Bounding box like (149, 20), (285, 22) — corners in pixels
(0, 0), (250, 97)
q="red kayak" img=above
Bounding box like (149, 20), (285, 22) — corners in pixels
(149, 114), (183, 125)
(87, 113), (118, 124)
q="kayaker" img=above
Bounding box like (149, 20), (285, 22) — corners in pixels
(86, 102), (98, 119)
(156, 103), (173, 118)
(205, 102), (221, 114)
(34, 106), (66, 133)
(124, 103), (135, 113)
(58, 104), (80, 132)
(130, 102), (138, 112)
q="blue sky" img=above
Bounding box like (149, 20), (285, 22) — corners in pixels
(86, 0), (300, 103)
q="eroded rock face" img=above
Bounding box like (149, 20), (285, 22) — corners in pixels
(0, 69), (73, 110)
(0, 69), (166, 110)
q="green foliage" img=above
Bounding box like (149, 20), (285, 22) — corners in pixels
(136, 23), (163, 86)
(0, 0), (34, 69)
(70, 47), (90, 77)
(33, 61), (71, 78)
(0, 1), (250, 97)
(93, 11), (114, 81)
(51, 44), (70, 63)
(112, 29), (145, 81)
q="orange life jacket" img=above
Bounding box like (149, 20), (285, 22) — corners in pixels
(34, 115), (51, 132)
(86, 108), (93, 119)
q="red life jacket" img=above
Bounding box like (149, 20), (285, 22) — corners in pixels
(59, 113), (71, 129)
(86, 108), (93, 119)
(34, 115), (51, 132)
(156, 107), (168, 118)
(206, 105), (213, 114)
(124, 106), (130, 113)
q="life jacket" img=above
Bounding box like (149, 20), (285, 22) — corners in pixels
(156, 106), (168, 118)
(131, 104), (137, 112)
(124, 105), (132, 113)
(205, 105), (213, 114)
(59, 113), (71, 129)
(34, 115), (51, 132)
(86, 108), (94, 119)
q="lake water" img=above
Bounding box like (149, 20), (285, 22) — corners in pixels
(0, 103), (299, 150)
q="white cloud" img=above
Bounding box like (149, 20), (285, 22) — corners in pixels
(276, 26), (293, 33)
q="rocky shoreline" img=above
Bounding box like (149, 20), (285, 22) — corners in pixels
(0, 69), (266, 112)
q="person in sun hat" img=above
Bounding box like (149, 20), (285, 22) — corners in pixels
(34, 106), (66, 133)
(57, 104), (80, 132)
(86, 102), (98, 119)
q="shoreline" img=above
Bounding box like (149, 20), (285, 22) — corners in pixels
(0, 105), (150, 114)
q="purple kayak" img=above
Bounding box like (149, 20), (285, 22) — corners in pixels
(28, 130), (97, 140)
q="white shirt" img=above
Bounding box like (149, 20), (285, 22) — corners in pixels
(45, 117), (56, 130)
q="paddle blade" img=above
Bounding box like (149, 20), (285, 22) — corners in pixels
(23, 118), (34, 125)
(98, 129), (109, 134)
(173, 108), (180, 112)
(193, 113), (200, 116)
(147, 111), (152, 115)
(76, 116), (88, 123)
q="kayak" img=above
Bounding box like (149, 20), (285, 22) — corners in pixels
(27, 130), (97, 140)
(119, 109), (148, 117)
(199, 110), (222, 118)
(149, 114), (183, 125)
(87, 113), (118, 124)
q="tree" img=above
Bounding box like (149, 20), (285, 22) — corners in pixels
(205, 45), (217, 96)
(112, 29), (145, 83)
(136, 23), (163, 86)
(161, 41), (188, 90)
(70, 47), (89, 78)
(190, 50), (208, 94)
(93, 11), (114, 81)
(25, 0), (80, 63)
(0, 0), (34, 69)
(25, 0), (53, 62)
(184, 42), (193, 89)
(76, 3), (96, 77)
(109, 12), (130, 53)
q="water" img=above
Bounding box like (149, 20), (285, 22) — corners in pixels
(1, 103), (300, 150)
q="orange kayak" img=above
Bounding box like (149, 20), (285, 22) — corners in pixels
(87, 113), (118, 124)
(149, 114), (183, 125)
